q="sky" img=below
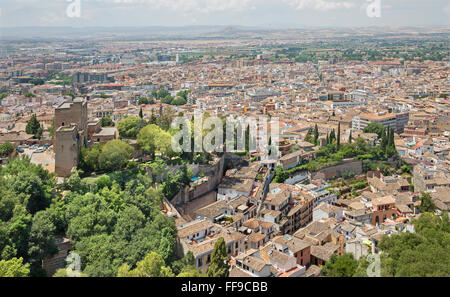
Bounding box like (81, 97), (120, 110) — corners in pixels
(0, 0), (449, 28)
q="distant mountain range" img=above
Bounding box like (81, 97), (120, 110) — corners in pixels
(0, 25), (449, 41)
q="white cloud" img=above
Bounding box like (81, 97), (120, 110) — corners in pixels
(283, 0), (355, 11)
(100, 0), (255, 13)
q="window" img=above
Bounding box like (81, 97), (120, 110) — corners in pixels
(206, 254), (211, 264)
(198, 258), (203, 267)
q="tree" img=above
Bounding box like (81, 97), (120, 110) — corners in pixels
(79, 143), (102, 173)
(117, 116), (146, 139)
(26, 114), (41, 137)
(313, 124), (319, 146)
(348, 130), (352, 143)
(418, 192), (436, 213)
(320, 253), (358, 277)
(171, 97), (187, 106)
(137, 124), (173, 159)
(35, 124), (43, 140)
(363, 122), (385, 138)
(305, 128), (314, 144)
(160, 95), (174, 105)
(100, 115), (114, 127)
(139, 108), (143, 119)
(53, 268), (87, 277)
(98, 140), (134, 172)
(27, 211), (58, 274)
(176, 90), (191, 101)
(0, 142), (14, 157)
(8, 170), (50, 214)
(337, 122), (341, 151)
(117, 252), (174, 277)
(329, 129), (336, 144)
(49, 119), (55, 137)
(378, 213), (450, 276)
(0, 92), (8, 101)
(157, 89), (170, 99)
(172, 251), (195, 275)
(0, 257), (30, 277)
(274, 165), (289, 183)
(138, 97), (149, 105)
(207, 237), (229, 277)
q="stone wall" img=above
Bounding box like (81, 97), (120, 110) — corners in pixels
(311, 159), (363, 180)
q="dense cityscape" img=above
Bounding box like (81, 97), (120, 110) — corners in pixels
(0, 2), (449, 282)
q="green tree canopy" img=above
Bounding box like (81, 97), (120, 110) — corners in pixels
(0, 142), (14, 157)
(137, 124), (173, 158)
(207, 237), (229, 277)
(0, 257), (30, 277)
(378, 212), (450, 277)
(26, 114), (41, 137)
(117, 251), (174, 277)
(117, 116), (146, 139)
(98, 140), (134, 172)
(100, 115), (114, 127)
(418, 192), (436, 213)
(363, 123), (385, 138)
(320, 253), (358, 277)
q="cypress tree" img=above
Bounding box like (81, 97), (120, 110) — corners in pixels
(207, 237), (229, 277)
(337, 122), (341, 151)
(313, 124), (319, 145)
(349, 130), (353, 143)
(381, 128), (388, 150)
(305, 128), (312, 141)
(139, 108), (143, 119)
(26, 114), (40, 136)
(330, 129), (336, 144)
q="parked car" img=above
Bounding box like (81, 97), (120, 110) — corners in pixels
(16, 147), (24, 153)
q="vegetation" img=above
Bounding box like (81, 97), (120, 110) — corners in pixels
(0, 157), (57, 276)
(80, 140), (133, 173)
(0, 257), (30, 277)
(117, 251), (174, 277)
(62, 168), (178, 276)
(273, 134), (399, 182)
(117, 116), (147, 139)
(207, 237), (229, 277)
(418, 192), (436, 213)
(0, 142), (14, 157)
(98, 140), (134, 172)
(26, 114), (43, 139)
(320, 253), (359, 277)
(137, 124), (173, 159)
(378, 212), (450, 276)
(100, 115), (114, 127)
(137, 97), (155, 105)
